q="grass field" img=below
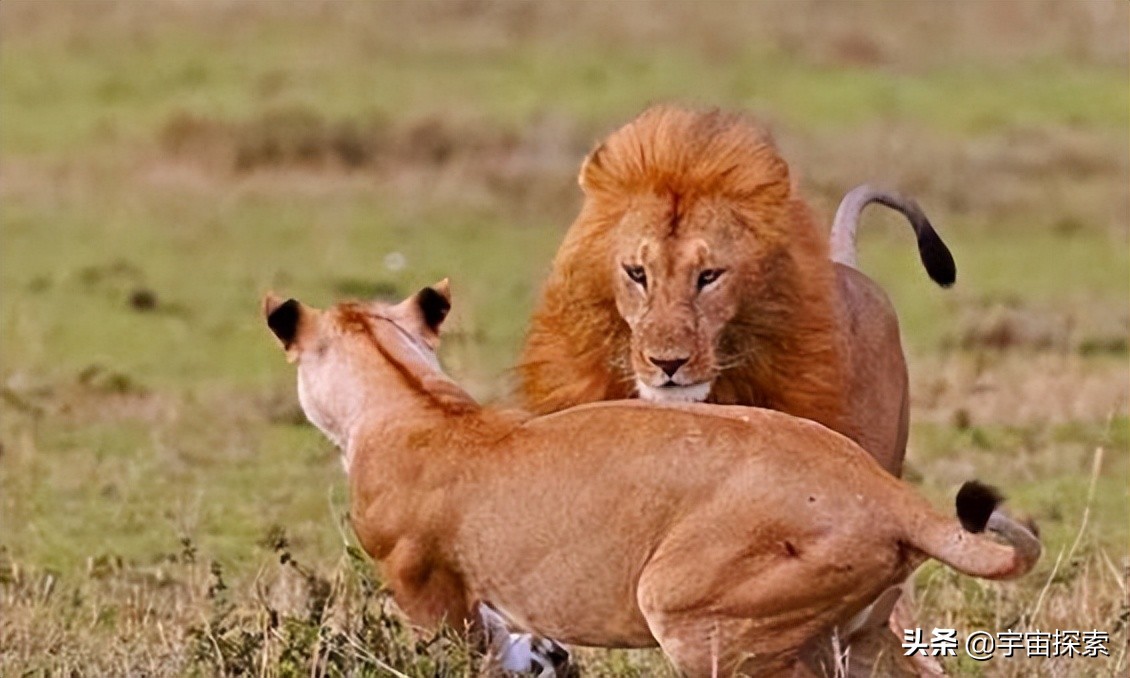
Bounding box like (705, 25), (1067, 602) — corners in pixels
(1, 2), (1127, 676)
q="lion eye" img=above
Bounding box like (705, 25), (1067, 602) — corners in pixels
(696, 268), (726, 290)
(623, 264), (648, 289)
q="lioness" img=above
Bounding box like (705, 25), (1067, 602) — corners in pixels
(264, 283), (1039, 678)
(517, 105), (954, 477)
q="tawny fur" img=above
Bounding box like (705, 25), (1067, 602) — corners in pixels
(265, 287), (1039, 678)
(518, 105), (925, 476)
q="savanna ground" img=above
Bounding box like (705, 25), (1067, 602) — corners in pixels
(0, 2), (1127, 676)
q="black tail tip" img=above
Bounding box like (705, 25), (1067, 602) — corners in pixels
(918, 228), (957, 288)
(956, 480), (1004, 533)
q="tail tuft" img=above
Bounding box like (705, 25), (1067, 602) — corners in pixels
(955, 481), (1003, 533)
(916, 222), (957, 287)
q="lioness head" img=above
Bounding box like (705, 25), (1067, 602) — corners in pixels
(263, 281), (452, 452)
(576, 105), (814, 404)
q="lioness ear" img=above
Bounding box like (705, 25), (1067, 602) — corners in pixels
(417, 279), (451, 334)
(263, 293), (303, 361)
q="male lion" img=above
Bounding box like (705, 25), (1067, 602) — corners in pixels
(517, 105), (954, 476)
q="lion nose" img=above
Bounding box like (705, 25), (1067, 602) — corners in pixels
(649, 356), (688, 378)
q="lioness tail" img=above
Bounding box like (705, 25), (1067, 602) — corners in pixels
(830, 184), (956, 287)
(904, 480), (1041, 580)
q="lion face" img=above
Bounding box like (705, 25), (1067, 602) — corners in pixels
(611, 193), (759, 403)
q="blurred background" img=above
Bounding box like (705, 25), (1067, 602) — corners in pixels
(1, 1), (1127, 675)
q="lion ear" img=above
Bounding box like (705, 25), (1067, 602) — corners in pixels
(578, 142), (607, 193)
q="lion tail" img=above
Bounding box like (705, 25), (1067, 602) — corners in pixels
(829, 184), (956, 287)
(901, 480), (1041, 580)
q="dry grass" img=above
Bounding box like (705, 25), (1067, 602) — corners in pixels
(0, 535), (489, 677)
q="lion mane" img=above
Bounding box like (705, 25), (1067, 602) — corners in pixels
(517, 105), (858, 449)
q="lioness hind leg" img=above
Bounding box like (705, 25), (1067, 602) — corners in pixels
(641, 613), (807, 678)
(816, 623), (940, 678)
(636, 579), (810, 678)
(636, 551), (833, 676)
(886, 583), (945, 678)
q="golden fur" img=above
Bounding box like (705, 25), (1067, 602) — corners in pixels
(518, 105), (921, 474)
(264, 285), (1039, 678)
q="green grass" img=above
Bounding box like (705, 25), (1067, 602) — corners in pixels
(4, 9), (1126, 155)
(1, 198), (558, 390)
(1, 2), (1127, 676)
(859, 226), (1129, 352)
